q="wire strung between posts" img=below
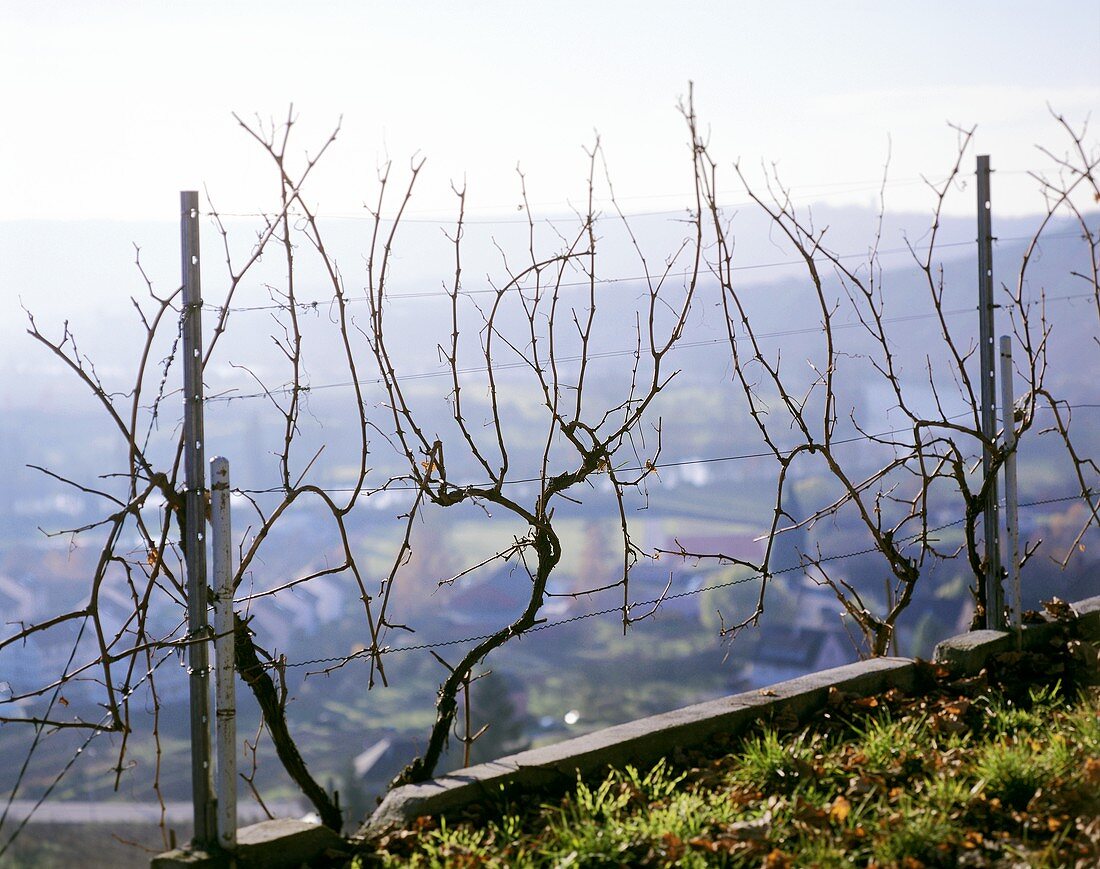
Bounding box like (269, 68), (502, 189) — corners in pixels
(264, 491), (1093, 673)
(202, 289), (1097, 406)
(232, 403), (1100, 497)
(199, 231), (1085, 315)
(0, 619), (90, 838)
(234, 417), (971, 496)
(0, 651), (177, 858)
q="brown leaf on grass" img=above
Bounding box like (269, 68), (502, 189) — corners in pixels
(1083, 756), (1100, 787)
(914, 658), (953, 681)
(882, 688), (907, 704)
(1042, 596), (1074, 621)
(660, 832), (684, 860)
(829, 795), (852, 824)
(763, 848), (792, 868)
(727, 786), (763, 808)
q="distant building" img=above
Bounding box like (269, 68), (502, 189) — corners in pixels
(741, 625), (854, 689)
(349, 733), (425, 818)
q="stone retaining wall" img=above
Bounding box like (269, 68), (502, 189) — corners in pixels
(359, 594), (1100, 839)
(152, 594), (1099, 866)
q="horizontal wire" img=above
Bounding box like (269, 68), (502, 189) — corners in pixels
(268, 490), (1091, 671)
(202, 288), (1097, 406)
(233, 411), (979, 497)
(201, 230), (1087, 314)
(0, 651), (176, 855)
(232, 398), (1098, 499)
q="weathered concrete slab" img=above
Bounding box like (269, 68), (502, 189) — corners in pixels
(359, 594), (1100, 839)
(1072, 595), (1100, 639)
(933, 628), (1015, 671)
(932, 596), (1100, 671)
(152, 818), (343, 868)
(360, 656), (915, 836)
(151, 847), (220, 869)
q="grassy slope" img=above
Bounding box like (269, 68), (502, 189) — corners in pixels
(360, 644), (1100, 868)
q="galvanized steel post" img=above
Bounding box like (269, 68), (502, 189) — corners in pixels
(210, 457), (237, 850)
(999, 336), (1021, 645)
(181, 190), (217, 846)
(976, 157), (1003, 630)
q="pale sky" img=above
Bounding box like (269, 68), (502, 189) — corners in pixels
(2, 0), (1098, 221)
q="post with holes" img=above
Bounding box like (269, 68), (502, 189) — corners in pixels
(999, 337), (1021, 645)
(976, 156), (1004, 630)
(210, 457), (237, 850)
(181, 191), (217, 846)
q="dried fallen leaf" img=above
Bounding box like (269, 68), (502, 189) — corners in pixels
(661, 832), (684, 859)
(763, 849), (792, 868)
(830, 795), (851, 824)
(1042, 596), (1074, 621)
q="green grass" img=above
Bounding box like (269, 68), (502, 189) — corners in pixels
(360, 670), (1100, 868)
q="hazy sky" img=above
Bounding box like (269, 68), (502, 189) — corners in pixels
(2, 1), (1098, 220)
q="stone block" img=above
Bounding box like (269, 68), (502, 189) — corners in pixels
(1072, 595), (1100, 640)
(360, 657), (915, 837)
(152, 818), (344, 869)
